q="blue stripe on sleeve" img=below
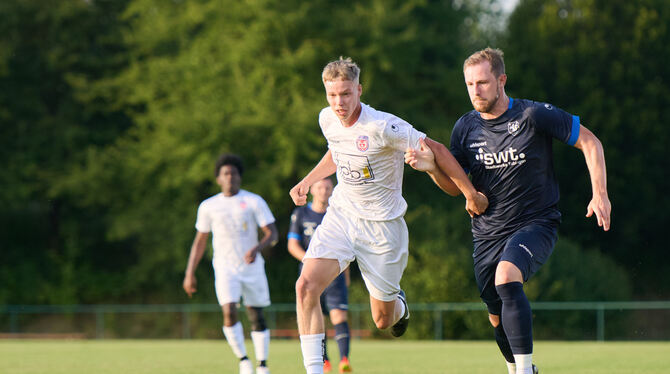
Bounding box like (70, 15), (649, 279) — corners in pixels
(567, 115), (580, 146)
(508, 97), (514, 109)
(287, 232), (301, 241)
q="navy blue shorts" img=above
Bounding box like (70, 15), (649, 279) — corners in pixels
(298, 264), (348, 314)
(320, 272), (348, 314)
(473, 221), (558, 315)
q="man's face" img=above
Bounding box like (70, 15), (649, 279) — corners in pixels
(216, 165), (241, 195)
(324, 79), (362, 125)
(464, 61), (504, 114)
(310, 179), (333, 204)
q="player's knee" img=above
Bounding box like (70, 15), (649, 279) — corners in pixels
(295, 277), (318, 304)
(222, 305), (238, 326)
(373, 315), (392, 330)
(247, 307), (267, 331)
(489, 314), (500, 327)
(495, 262), (523, 285)
(371, 309), (393, 329)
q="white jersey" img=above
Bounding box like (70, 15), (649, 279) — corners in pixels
(195, 189), (275, 271)
(319, 103), (425, 221)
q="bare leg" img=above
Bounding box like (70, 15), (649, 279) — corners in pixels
(296, 258), (340, 374)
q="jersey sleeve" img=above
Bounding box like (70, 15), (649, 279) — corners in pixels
(287, 208), (303, 241)
(383, 117), (426, 152)
(251, 196), (276, 228)
(194, 201), (212, 233)
(449, 119), (471, 174)
(531, 102), (581, 146)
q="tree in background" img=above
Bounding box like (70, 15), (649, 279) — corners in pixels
(503, 0), (670, 296)
(0, 0), (131, 304)
(0, 0), (648, 340)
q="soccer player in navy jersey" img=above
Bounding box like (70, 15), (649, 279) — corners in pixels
(288, 178), (352, 373)
(405, 48), (611, 374)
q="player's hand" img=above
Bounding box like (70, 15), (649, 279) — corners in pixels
(405, 138), (436, 172)
(183, 274), (197, 298)
(586, 193), (611, 231)
(290, 182), (310, 206)
(465, 191), (489, 217)
(244, 247), (258, 264)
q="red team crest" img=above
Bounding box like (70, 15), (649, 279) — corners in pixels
(356, 135), (369, 151)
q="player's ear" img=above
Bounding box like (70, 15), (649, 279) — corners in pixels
(498, 73), (507, 87)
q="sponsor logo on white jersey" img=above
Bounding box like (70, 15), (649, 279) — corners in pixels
(475, 147), (526, 169)
(333, 152), (375, 184)
(356, 135), (369, 151)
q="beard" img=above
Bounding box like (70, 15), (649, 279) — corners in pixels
(472, 92), (500, 114)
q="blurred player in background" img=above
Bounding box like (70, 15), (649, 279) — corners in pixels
(288, 178), (352, 373)
(405, 47), (611, 374)
(290, 56), (488, 374)
(183, 153), (278, 374)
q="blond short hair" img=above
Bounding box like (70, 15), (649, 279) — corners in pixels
(463, 47), (505, 77)
(322, 57), (360, 84)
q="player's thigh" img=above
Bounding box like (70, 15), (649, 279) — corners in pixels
(473, 236), (507, 315)
(214, 267), (242, 306)
(500, 222), (558, 281)
(355, 217), (408, 302)
(305, 207), (356, 273)
(240, 270), (271, 308)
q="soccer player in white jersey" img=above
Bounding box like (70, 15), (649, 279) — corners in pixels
(289, 57), (489, 374)
(183, 154), (278, 374)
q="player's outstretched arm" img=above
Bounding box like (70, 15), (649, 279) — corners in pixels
(405, 138), (461, 196)
(574, 125), (611, 231)
(183, 231), (210, 298)
(244, 223), (278, 264)
(423, 137), (489, 216)
(290, 150), (337, 206)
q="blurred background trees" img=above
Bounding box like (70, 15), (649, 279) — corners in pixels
(1, 0), (667, 338)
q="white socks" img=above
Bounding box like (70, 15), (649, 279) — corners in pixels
(506, 361), (516, 374)
(513, 354), (533, 374)
(393, 297), (407, 325)
(300, 333), (325, 374)
(251, 329), (270, 361)
(223, 322), (247, 358)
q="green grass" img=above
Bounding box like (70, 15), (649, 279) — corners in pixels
(1, 339), (668, 373)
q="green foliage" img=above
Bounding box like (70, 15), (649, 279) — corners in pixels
(0, 0), (131, 304)
(503, 0), (670, 295)
(0, 0), (657, 340)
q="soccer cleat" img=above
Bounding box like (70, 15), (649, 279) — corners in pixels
(323, 359), (332, 373)
(239, 358), (254, 374)
(338, 356), (352, 373)
(390, 290), (410, 337)
(532, 364), (539, 374)
(256, 366), (270, 374)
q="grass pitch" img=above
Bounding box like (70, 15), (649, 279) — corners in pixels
(1, 339), (668, 373)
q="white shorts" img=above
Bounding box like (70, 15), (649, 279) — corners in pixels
(305, 205), (409, 302)
(213, 263), (271, 307)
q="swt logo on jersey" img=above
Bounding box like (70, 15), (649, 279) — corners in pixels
(475, 147), (526, 169)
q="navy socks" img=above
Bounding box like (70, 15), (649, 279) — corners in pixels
(496, 282), (533, 355)
(494, 323), (516, 363)
(333, 322), (350, 358)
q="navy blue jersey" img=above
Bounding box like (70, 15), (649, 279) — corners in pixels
(288, 204), (327, 250)
(450, 98), (580, 238)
